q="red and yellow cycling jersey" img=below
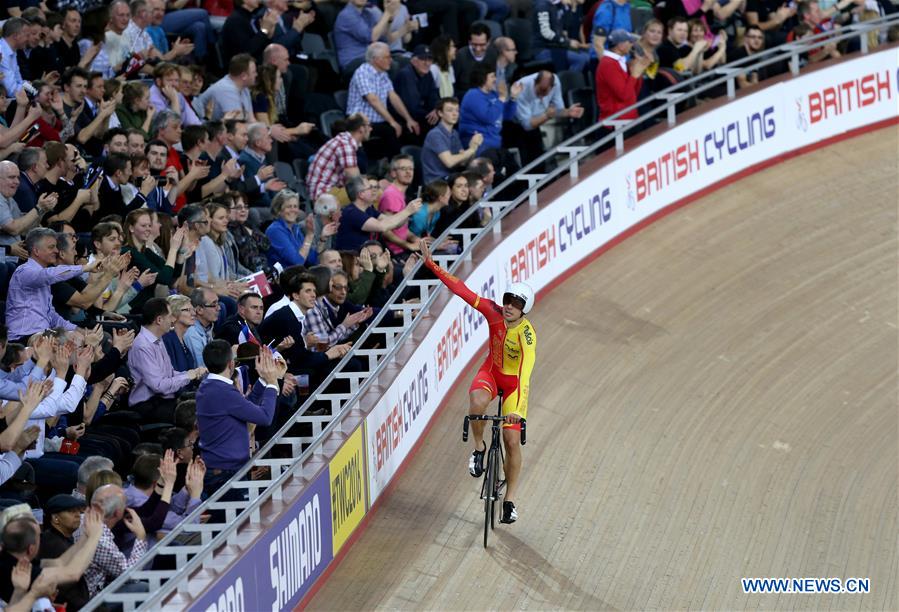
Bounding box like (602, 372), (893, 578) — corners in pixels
(426, 259), (537, 426)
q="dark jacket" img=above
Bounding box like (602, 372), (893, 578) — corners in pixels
(257, 304), (328, 376)
(392, 63), (439, 123)
(452, 45), (498, 96)
(94, 178), (146, 225)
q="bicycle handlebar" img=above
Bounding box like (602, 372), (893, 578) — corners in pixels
(462, 415), (527, 445)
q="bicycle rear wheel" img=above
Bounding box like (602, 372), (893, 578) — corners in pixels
(483, 447), (497, 548)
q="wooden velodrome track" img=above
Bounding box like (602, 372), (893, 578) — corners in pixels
(306, 127), (898, 611)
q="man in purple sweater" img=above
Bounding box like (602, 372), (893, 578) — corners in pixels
(196, 339), (285, 499)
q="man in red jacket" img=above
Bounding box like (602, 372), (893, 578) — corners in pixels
(595, 29), (653, 122)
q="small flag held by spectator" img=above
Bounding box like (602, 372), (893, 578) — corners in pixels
(240, 271), (272, 297)
(238, 322), (261, 346)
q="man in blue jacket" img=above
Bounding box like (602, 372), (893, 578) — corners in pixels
(593, 0), (634, 57)
(196, 339), (285, 499)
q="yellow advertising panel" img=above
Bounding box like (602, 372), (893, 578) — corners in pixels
(329, 426), (367, 555)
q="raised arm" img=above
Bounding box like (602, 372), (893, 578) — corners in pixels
(421, 240), (495, 318)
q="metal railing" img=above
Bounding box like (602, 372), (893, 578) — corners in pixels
(87, 18), (899, 610)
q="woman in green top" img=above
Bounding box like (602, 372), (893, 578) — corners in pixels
(122, 209), (192, 310)
(116, 81), (155, 138)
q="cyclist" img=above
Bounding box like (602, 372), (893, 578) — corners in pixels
(421, 240), (536, 524)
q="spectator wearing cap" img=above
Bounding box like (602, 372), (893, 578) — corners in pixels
(533, 0), (590, 72)
(513, 71), (585, 163)
(392, 45), (440, 129)
(347, 42), (421, 161)
(452, 23), (498, 96)
(0, 509), (102, 606)
(421, 97), (480, 185)
(39, 494), (91, 611)
(595, 30), (652, 122)
(306, 114), (371, 203)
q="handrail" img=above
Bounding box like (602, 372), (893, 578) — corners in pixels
(85, 18), (899, 610)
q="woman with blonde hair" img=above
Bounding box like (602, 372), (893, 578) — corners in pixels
(162, 294), (198, 371)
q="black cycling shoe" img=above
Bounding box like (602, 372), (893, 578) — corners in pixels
(500, 501), (518, 524)
(469, 442), (486, 477)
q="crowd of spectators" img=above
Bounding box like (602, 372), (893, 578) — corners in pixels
(0, 0), (890, 606)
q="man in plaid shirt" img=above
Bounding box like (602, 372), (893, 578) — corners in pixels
(76, 484), (149, 597)
(307, 114), (371, 203)
(347, 42), (421, 161)
(304, 270), (373, 350)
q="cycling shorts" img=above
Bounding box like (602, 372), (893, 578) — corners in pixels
(468, 361), (526, 430)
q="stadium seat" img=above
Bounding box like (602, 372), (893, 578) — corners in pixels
(566, 87), (597, 134)
(320, 109), (345, 138)
(474, 19), (503, 40)
(334, 90), (348, 112)
(302, 33), (339, 74)
(559, 69), (586, 92)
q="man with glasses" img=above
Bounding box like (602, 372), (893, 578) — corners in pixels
(453, 23), (497, 96)
(732, 26), (769, 88)
(333, 175), (421, 252)
(378, 154), (421, 258)
(494, 37), (518, 99)
(184, 288), (220, 367)
(303, 270), (373, 351)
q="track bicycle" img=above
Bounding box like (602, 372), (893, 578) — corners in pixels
(463, 392), (526, 548)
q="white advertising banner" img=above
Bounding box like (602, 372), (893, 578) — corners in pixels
(364, 49), (899, 506)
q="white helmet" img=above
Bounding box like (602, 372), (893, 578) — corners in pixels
(503, 282), (535, 314)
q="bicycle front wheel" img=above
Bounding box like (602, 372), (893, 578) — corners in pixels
(483, 447), (497, 548)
